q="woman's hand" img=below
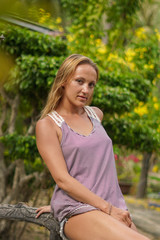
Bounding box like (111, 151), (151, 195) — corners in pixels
(35, 205), (51, 218)
(106, 205), (132, 228)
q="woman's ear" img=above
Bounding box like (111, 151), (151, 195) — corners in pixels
(61, 82), (65, 88)
(62, 81), (67, 88)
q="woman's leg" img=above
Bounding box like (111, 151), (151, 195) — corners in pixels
(64, 210), (150, 240)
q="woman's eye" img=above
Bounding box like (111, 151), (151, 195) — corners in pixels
(89, 82), (96, 88)
(76, 79), (83, 84)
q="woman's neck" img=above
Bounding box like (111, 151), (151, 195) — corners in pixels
(56, 101), (85, 116)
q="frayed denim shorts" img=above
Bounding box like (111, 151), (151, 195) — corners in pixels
(59, 218), (69, 240)
(59, 205), (98, 239)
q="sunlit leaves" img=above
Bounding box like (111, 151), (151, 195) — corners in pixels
(104, 117), (160, 152)
(1, 25), (67, 57)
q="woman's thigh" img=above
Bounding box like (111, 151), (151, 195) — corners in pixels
(64, 210), (150, 240)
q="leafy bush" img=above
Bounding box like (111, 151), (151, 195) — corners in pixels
(1, 25), (68, 57)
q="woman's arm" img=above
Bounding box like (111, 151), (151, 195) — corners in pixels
(36, 117), (131, 227)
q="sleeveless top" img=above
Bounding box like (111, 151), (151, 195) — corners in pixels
(48, 106), (127, 222)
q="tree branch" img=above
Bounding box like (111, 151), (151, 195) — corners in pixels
(0, 102), (7, 137)
(4, 160), (32, 203)
(0, 203), (61, 240)
(19, 172), (39, 187)
(26, 116), (37, 135)
(0, 88), (12, 106)
(0, 142), (6, 202)
(26, 107), (39, 136)
(8, 94), (19, 134)
(6, 161), (17, 177)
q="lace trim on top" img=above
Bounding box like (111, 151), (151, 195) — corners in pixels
(84, 106), (101, 122)
(47, 111), (64, 127)
(47, 106), (100, 127)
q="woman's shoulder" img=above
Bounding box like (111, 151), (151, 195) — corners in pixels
(36, 116), (57, 134)
(36, 116), (62, 143)
(89, 106), (103, 122)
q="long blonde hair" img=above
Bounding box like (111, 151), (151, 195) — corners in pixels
(40, 54), (99, 119)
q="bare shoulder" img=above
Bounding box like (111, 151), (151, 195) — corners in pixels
(91, 106), (103, 122)
(36, 116), (57, 137)
(36, 116), (54, 130)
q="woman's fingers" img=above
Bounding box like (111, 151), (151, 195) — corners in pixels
(121, 211), (132, 227)
(36, 207), (45, 213)
(35, 210), (43, 218)
(124, 216), (132, 227)
(110, 206), (132, 227)
(35, 205), (51, 218)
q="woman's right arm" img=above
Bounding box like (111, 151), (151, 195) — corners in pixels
(36, 118), (131, 227)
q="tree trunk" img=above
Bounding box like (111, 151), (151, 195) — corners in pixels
(0, 142), (6, 202)
(8, 95), (19, 134)
(136, 152), (152, 198)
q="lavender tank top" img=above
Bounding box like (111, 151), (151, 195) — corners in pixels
(48, 106), (127, 222)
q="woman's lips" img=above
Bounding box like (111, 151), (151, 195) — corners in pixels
(77, 96), (87, 101)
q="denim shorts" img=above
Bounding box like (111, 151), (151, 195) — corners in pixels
(59, 218), (69, 240)
(59, 205), (98, 239)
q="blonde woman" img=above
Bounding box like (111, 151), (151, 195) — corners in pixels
(36, 54), (150, 240)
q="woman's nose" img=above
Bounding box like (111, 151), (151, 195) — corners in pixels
(82, 84), (89, 93)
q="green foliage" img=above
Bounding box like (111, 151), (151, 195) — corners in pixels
(7, 55), (65, 105)
(1, 133), (38, 161)
(0, 24), (68, 179)
(62, 0), (144, 55)
(99, 70), (151, 102)
(126, 30), (160, 80)
(62, 0), (106, 38)
(0, 133), (43, 174)
(61, 0), (107, 57)
(107, 0), (142, 23)
(93, 83), (137, 113)
(106, 0), (144, 47)
(17, 55), (64, 90)
(104, 117), (160, 152)
(1, 25), (68, 112)
(1, 25), (67, 57)
(149, 176), (160, 182)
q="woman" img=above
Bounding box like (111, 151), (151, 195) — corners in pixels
(36, 54), (150, 240)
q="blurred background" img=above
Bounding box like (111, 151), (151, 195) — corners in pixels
(0, 0), (160, 239)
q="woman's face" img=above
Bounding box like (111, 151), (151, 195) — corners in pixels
(62, 64), (97, 108)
